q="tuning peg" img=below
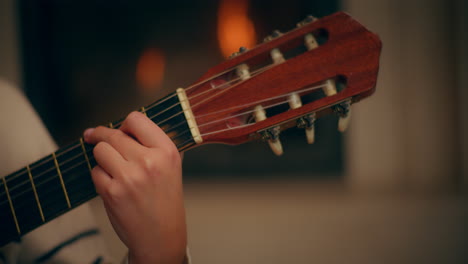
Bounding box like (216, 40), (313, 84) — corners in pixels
(254, 105), (284, 156)
(333, 100), (351, 132)
(297, 15), (318, 27)
(263, 30), (282, 42)
(338, 110), (351, 132)
(229, 46), (248, 59)
(288, 93), (315, 144)
(296, 113), (316, 144)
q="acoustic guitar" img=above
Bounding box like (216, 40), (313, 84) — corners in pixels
(0, 12), (381, 247)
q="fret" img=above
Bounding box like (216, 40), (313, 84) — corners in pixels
(141, 106), (147, 116)
(80, 137), (93, 173)
(0, 179), (20, 246)
(56, 141), (97, 207)
(31, 154), (70, 220)
(52, 152), (72, 208)
(110, 117), (124, 129)
(2, 177), (21, 235)
(5, 170), (43, 234)
(27, 165), (45, 222)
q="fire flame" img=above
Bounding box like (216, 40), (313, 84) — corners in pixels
(136, 48), (165, 93)
(217, 0), (256, 58)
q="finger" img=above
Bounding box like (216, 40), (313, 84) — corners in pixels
(84, 125), (142, 160)
(93, 141), (127, 178)
(91, 165), (113, 196)
(120, 111), (174, 149)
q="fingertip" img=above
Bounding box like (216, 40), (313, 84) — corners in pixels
(84, 128), (95, 141)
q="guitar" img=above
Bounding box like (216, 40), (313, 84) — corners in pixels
(0, 12), (381, 247)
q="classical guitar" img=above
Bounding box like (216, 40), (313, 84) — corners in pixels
(0, 12), (381, 247)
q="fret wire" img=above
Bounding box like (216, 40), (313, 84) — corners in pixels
(109, 122), (114, 128)
(59, 157), (96, 207)
(2, 177), (21, 235)
(141, 106), (147, 116)
(80, 137), (93, 173)
(1, 156), (98, 221)
(52, 152), (71, 208)
(26, 165), (45, 222)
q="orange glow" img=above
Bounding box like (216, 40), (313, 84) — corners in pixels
(217, 0), (256, 58)
(136, 48), (165, 93)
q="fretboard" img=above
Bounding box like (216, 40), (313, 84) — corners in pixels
(0, 91), (196, 247)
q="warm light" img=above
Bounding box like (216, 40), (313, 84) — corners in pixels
(136, 48), (165, 93)
(217, 0), (256, 58)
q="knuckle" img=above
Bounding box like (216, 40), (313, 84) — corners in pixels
(139, 151), (158, 172)
(108, 130), (124, 144)
(165, 146), (181, 165)
(105, 185), (122, 204)
(94, 125), (107, 134)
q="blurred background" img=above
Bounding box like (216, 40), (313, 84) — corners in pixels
(1, 0), (467, 263)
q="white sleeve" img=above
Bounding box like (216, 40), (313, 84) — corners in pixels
(0, 79), (112, 263)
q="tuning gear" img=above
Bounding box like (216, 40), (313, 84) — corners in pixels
(263, 30), (282, 42)
(297, 15), (317, 27)
(229, 46), (248, 58)
(254, 105), (283, 156)
(288, 93), (315, 144)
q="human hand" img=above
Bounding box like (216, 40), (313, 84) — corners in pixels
(84, 111), (187, 264)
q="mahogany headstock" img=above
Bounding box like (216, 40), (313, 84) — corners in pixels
(184, 12), (381, 154)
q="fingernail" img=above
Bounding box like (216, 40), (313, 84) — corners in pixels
(84, 128), (95, 139)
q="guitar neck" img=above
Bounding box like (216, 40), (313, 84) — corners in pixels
(0, 90), (196, 247)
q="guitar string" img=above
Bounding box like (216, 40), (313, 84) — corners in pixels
(112, 64), (274, 129)
(0, 83), (326, 207)
(4, 64), (273, 181)
(1, 55), (327, 205)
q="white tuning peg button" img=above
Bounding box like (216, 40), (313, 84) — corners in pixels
(289, 94), (316, 144)
(302, 113), (316, 144)
(305, 126), (315, 144)
(268, 139), (284, 156)
(338, 108), (351, 132)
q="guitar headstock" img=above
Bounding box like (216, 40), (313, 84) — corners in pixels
(184, 12), (381, 155)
